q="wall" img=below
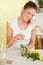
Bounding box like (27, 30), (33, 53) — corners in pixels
(33, 13), (43, 30)
(0, 0), (30, 44)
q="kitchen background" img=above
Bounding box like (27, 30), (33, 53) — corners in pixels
(0, 0), (43, 49)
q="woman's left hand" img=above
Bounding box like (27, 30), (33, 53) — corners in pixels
(26, 45), (30, 53)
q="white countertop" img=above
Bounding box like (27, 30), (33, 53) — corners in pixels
(6, 48), (43, 65)
(36, 32), (43, 36)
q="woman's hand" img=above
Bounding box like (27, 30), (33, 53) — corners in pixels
(15, 33), (25, 40)
(27, 48), (30, 53)
(26, 45), (30, 53)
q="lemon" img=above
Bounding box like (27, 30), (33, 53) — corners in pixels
(32, 51), (40, 54)
(40, 57), (43, 61)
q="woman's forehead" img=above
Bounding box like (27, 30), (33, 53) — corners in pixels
(23, 8), (36, 15)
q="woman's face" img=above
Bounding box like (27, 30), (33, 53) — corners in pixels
(21, 8), (36, 22)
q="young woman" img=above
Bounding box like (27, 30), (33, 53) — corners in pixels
(7, 1), (37, 53)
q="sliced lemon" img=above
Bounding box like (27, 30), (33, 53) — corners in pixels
(40, 57), (43, 61)
(32, 51), (40, 54)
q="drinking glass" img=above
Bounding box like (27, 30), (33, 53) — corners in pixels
(0, 43), (7, 65)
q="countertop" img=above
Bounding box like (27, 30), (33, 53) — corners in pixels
(5, 48), (43, 65)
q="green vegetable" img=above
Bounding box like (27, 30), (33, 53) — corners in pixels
(20, 44), (27, 56)
(25, 53), (30, 58)
(30, 53), (40, 61)
(20, 44), (40, 61)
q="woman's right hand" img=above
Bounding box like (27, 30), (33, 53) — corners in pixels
(15, 33), (25, 40)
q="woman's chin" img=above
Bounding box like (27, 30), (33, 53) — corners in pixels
(24, 18), (30, 22)
(25, 19), (29, 22)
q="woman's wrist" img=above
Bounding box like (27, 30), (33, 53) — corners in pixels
(26, 45), (30, 53)
(14, 35), (18, 41)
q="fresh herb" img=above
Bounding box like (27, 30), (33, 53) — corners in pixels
(20, 44), (27, 56)
(25, 53), (30, 58)
(20, 44), (40, 61)
(30, 52), (40, 61)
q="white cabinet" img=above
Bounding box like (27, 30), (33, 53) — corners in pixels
(33, 13), (43, 29)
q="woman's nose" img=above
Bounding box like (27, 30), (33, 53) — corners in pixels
(28, 15), (32, 19)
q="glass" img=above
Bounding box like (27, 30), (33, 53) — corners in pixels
(20, 44), (27, 56)
(0, 44), (7, 65)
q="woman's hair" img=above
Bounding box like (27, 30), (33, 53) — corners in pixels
(24, 1), (37, 11)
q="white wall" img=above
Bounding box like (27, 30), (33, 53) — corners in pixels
(33, 13), (43, 30)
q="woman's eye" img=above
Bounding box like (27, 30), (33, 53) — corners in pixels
(27, 12), (30, 14)
(32, 15), (34, 17)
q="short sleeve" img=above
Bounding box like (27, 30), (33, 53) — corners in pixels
(30, 20), (37, 30)
(8, 18), (15, 29)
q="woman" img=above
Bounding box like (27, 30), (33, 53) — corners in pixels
(7, 1), (37, 53)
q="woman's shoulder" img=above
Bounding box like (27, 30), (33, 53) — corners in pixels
(28, 20), (38, 31)
(8, 17), (18, 23)
(8, 17), (18, 25)
(7, 17), (18, 29)
(29, 22), (36, 28)
(30, 22), (40, 32)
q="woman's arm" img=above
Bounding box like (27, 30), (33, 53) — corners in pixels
(7, 22), (25, 47)
(7, 22), (17, 47)
(27, 26), (36, 52)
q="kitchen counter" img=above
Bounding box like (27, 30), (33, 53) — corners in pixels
(5, 48), (43, 65)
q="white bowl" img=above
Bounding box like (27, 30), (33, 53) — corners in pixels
(35, 50), (43, 57)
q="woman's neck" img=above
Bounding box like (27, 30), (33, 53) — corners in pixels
(18, 16), (30, 30)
